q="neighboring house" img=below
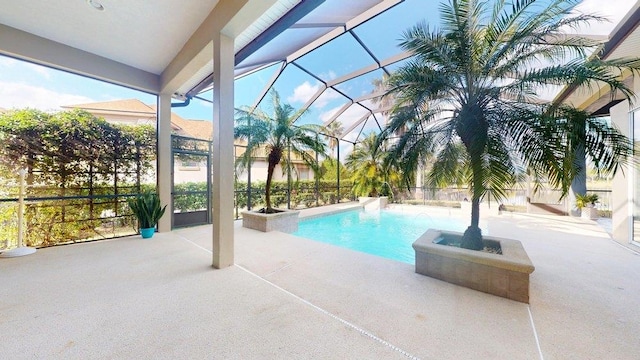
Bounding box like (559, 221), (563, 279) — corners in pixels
(62, 99), (314, 184)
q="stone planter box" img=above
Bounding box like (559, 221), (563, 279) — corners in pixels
(413, 229), (535, 303)
(241, 209), (300, 233)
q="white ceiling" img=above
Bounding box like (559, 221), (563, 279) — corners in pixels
(0, 0), (218, 74)
(0, 0), (321, 97)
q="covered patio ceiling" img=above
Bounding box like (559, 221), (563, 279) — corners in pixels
(554, 1), (640, 115)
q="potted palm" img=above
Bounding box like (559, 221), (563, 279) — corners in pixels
(234, 90), (326, 232)
(575, 193), (599, 220)
(127, 191), (167, 238)
(377, 0), (638, 301)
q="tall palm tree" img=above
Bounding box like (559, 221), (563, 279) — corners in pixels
(378, 0), (639, 249)
(235, 89), (326, 213)
(323, 120), (343, 158)
(346, 133), (400, 197)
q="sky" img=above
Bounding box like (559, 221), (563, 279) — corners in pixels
(0, 0), (634, 146)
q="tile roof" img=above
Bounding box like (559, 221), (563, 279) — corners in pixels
(64, 98), (213, 140)
(62, 99), (155, 115)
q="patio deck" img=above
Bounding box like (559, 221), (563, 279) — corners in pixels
(2, 204), (639, 359)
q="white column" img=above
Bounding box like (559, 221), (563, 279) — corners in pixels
(157, 94), (173, 232)
(611, 100), (630, 244)
(212, 32), (235, 268)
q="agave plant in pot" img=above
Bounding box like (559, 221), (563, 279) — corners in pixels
(575, 193), (599, 220)
(127, 191), (167, 238)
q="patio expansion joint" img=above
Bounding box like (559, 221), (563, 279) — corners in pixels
(262, 262), (295, 278)
(262, 250), (319, 278)
(177, 234), (420, 360)
(528, 306), (545, 360)
(235, 263), (421, 360)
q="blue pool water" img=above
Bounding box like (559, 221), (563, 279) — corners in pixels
(293, 209), (468, 264)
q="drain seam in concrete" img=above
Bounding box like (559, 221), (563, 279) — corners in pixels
(236, 264), (421, 360)
(262, 262), (295, 277)
(527, 306), (544, 360)
(178, 235), (420, 360)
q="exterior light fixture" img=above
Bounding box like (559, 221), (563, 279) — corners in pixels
(87, 0), (104, 11)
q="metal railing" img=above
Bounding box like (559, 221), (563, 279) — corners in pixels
(398, 187), (612, 213)
(0, 192), (140, 250)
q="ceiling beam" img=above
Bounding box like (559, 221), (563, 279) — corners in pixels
(290, 23), (345, 29)
(340, 113), (371, 139)
(324, 101), (354, 125)
(234, 58), (286, 74)
(235, 0), (326, 65)
(251, 62), (287, 111)
(553, 3), (640, 106)
(0, 24), (160, 94)
(285, 0), (403, 64)
(160, 0), (251, 94)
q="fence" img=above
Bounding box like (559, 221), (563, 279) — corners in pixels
(233, 180), (356, 219)
(400, 187), (612, 214)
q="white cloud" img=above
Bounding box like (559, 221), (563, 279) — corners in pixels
(319, 105), (343, 123)
(0, 57), (52, 80)
(288, 81), (342, 108)
(320, 104), (370, 138)
(314, 89), (342, 108)
(26, 63), (52, 80)
(320, 70), (338, 81)
(287, 81), (320, 104)
(0, 81), (94, 111)
(0, 57), (18, 67)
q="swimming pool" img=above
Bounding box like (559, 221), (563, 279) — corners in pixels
(293, 208), (472, 264)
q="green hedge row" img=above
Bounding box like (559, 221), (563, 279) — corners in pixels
(234, 179), (355, 210)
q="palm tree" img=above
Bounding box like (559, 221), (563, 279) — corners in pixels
(235, 89), (326, 213)
(378, 0), (639, 249)
(346, 133), (400, 197)
(323, 120), (343, 158)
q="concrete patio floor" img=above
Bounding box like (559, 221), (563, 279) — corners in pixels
(2, 204), (639, 359)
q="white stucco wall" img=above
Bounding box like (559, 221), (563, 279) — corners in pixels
(611, 100), (631, 244)
(235, 162), (314, 183)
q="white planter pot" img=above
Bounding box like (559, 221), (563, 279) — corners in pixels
(581, 207), (599, 220)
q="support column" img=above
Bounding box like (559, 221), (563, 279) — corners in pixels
(611, 100), (631, 244)
(157, 94), (173, 232)
(212, 32), (235, 268)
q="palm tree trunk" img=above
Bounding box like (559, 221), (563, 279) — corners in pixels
(265, 160), (276, 211)
(461, 152), (484, 250)
(471, 196), (480, 228)
(265, 147), (283, 212)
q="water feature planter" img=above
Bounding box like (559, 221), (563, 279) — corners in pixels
(242, 209), (300, 233)
(413, 229), (535, 303)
